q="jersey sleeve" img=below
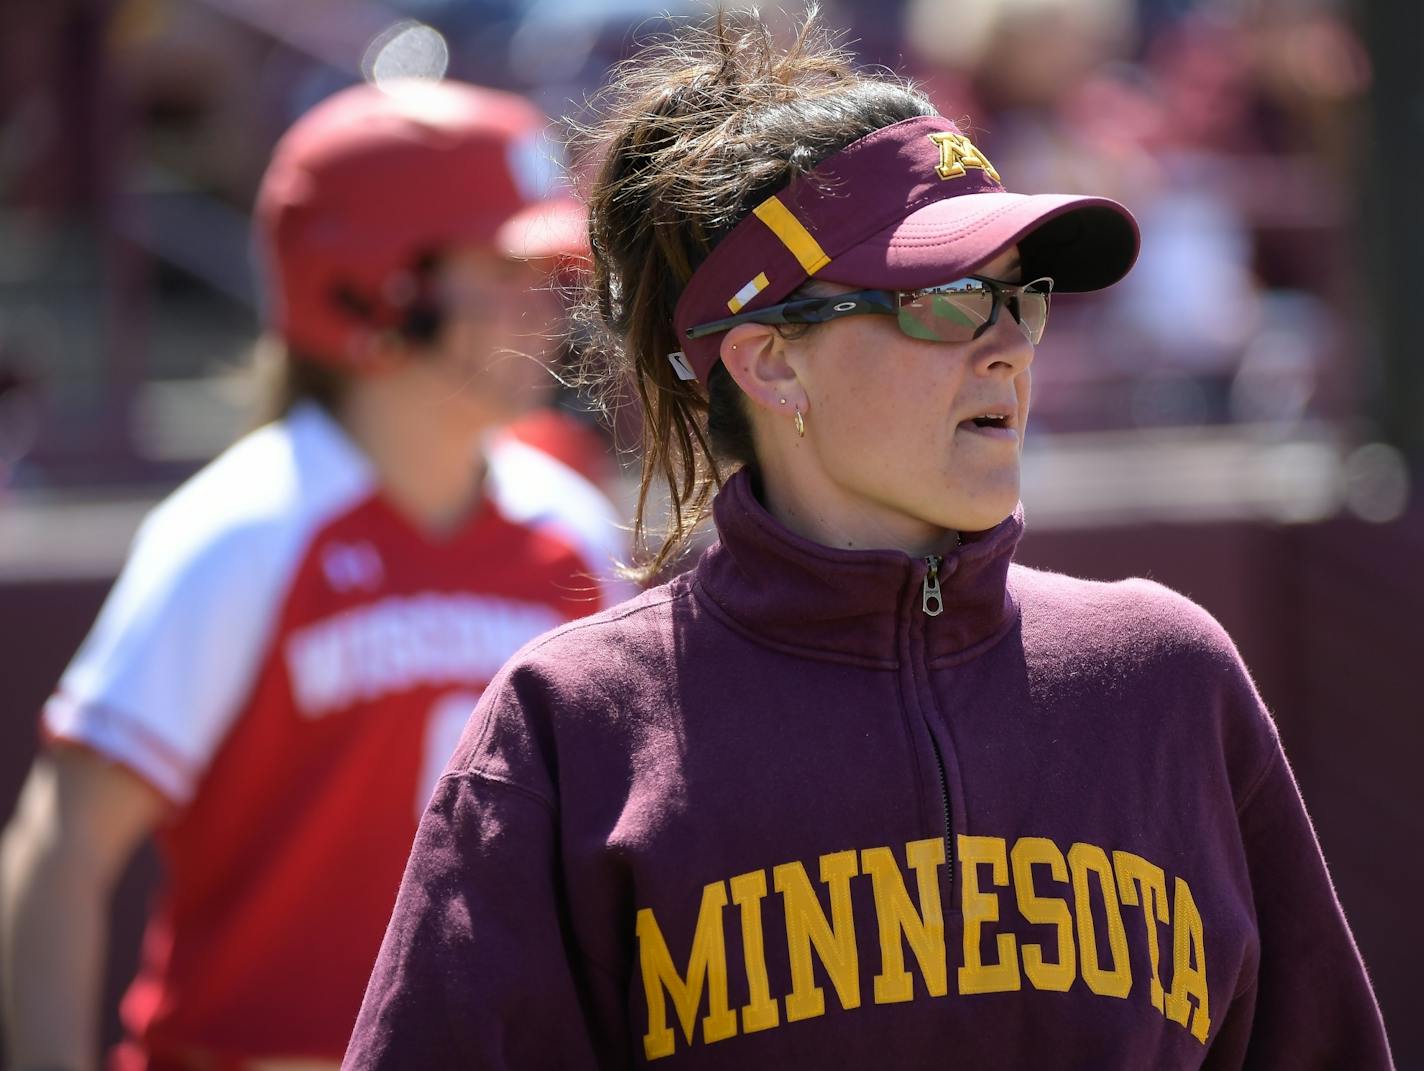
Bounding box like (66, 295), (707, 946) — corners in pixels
(485, 438), (637, 610)
(1110, 579), (1391, 1063)
(344, 651), (632, 1068)
(1176, 593), (1395, 1066)
(42, 410), (371, 806)
(43, 503), (290, 805)
(343, 771), (619, 1069)
(1206, 747), (1394, 1068)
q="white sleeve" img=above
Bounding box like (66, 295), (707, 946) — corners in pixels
(42, 410), (370, 804)
(485, 438), (637, 608)
(43, 506), (285, 804)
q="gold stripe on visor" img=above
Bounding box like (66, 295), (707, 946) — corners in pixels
(753, 196), (831, 276)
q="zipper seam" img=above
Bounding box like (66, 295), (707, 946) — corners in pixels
(928, 729), (954, 893)
(910, 557), (955, 898)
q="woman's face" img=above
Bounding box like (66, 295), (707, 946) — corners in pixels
(782, 245), (1034, 545)
(421, 244), (562, 426)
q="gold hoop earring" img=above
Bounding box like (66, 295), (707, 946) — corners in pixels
(794, 407), (806, 438)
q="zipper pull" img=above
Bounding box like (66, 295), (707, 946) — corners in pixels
(922, 556), (944, 617)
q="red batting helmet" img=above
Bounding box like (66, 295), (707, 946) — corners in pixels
(254, 79), (586, 366)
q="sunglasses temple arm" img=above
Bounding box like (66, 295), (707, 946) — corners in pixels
(685, 291), (899, 340)
(685, 307), (802, 340)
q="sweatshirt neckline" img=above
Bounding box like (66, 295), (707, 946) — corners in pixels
(694, 468), (1023, 665)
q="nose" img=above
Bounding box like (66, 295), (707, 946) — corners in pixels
(971, 309), (1035, 378)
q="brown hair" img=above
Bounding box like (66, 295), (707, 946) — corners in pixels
(575, 7), (936, 582)
(253, 336), (351, 426)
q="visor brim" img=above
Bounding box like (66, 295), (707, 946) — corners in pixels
(818, 192), (1139, 294)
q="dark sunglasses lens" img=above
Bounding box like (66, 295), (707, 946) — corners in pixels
(897, 287), (993, 342)
(896, 278), (1052, 344)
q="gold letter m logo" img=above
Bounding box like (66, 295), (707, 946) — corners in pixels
(928, 132), (1001, 184)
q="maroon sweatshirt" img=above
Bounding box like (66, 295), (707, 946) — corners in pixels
(344, 469), (1391, 1069)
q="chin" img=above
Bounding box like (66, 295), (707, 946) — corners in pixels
(953, 511), (1015, 535)
(946, 492), (1019, 535)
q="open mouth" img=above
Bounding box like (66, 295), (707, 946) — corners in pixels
(957, 411), (1018, 439)
(970, 414), (1011, 429)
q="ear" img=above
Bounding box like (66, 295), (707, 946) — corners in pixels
(717, 323), (808, 416)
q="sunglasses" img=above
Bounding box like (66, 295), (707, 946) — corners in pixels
(686, 275), (1055, 346)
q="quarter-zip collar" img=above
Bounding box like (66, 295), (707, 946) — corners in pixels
(695, 468), (1023, 666)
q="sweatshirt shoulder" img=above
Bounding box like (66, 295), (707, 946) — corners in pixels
(509, 574), (692, 672)
(1009, 565), (1279, 792)
(444, 578), (692, 783)
(1009, 563), (1242, 670)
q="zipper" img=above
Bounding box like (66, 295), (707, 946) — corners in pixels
(921, 555), (944, 617)
(915, 555), (953, 890)
(929, 732), (954, 891)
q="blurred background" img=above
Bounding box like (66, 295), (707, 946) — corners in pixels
(0, 0), (1420, 1064)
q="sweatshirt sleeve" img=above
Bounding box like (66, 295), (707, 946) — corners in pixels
(342, 768), (614, 1070)
(1205, 745), (1393, 1069)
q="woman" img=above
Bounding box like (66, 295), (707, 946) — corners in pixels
(1, 80), (625, 1070)
(345, 15), (1391, 1069)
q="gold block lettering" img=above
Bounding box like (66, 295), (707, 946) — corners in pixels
(1011, 837), (1076, 992)
(1068, 843), (1133, 999)
(1165, 876), (1212, 1044)
(773, 851), (861, 1022)
(1114, 851), (1170, 1012)
(861, 838), (948, 1004)
(956, 835), (1022, 994)
(637, 883), (738, 1060)
(927, 131), (1002, 184)
(728, 870), (780, 1034)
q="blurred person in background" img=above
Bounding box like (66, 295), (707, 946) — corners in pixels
(0, 78), (627, 1071)
(344, 11), (1389, 1069)
(902, 0), (1371, 433)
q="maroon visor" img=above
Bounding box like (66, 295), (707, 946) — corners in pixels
(671, 116), (1140, 385)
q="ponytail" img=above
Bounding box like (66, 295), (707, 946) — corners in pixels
(575, 7), (936, 582)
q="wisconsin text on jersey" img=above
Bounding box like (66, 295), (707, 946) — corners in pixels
(637, 834), (1210, 1060)
(284, 593), (563, 716)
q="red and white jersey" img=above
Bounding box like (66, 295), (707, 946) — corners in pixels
(42, 402), (630, 1064)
